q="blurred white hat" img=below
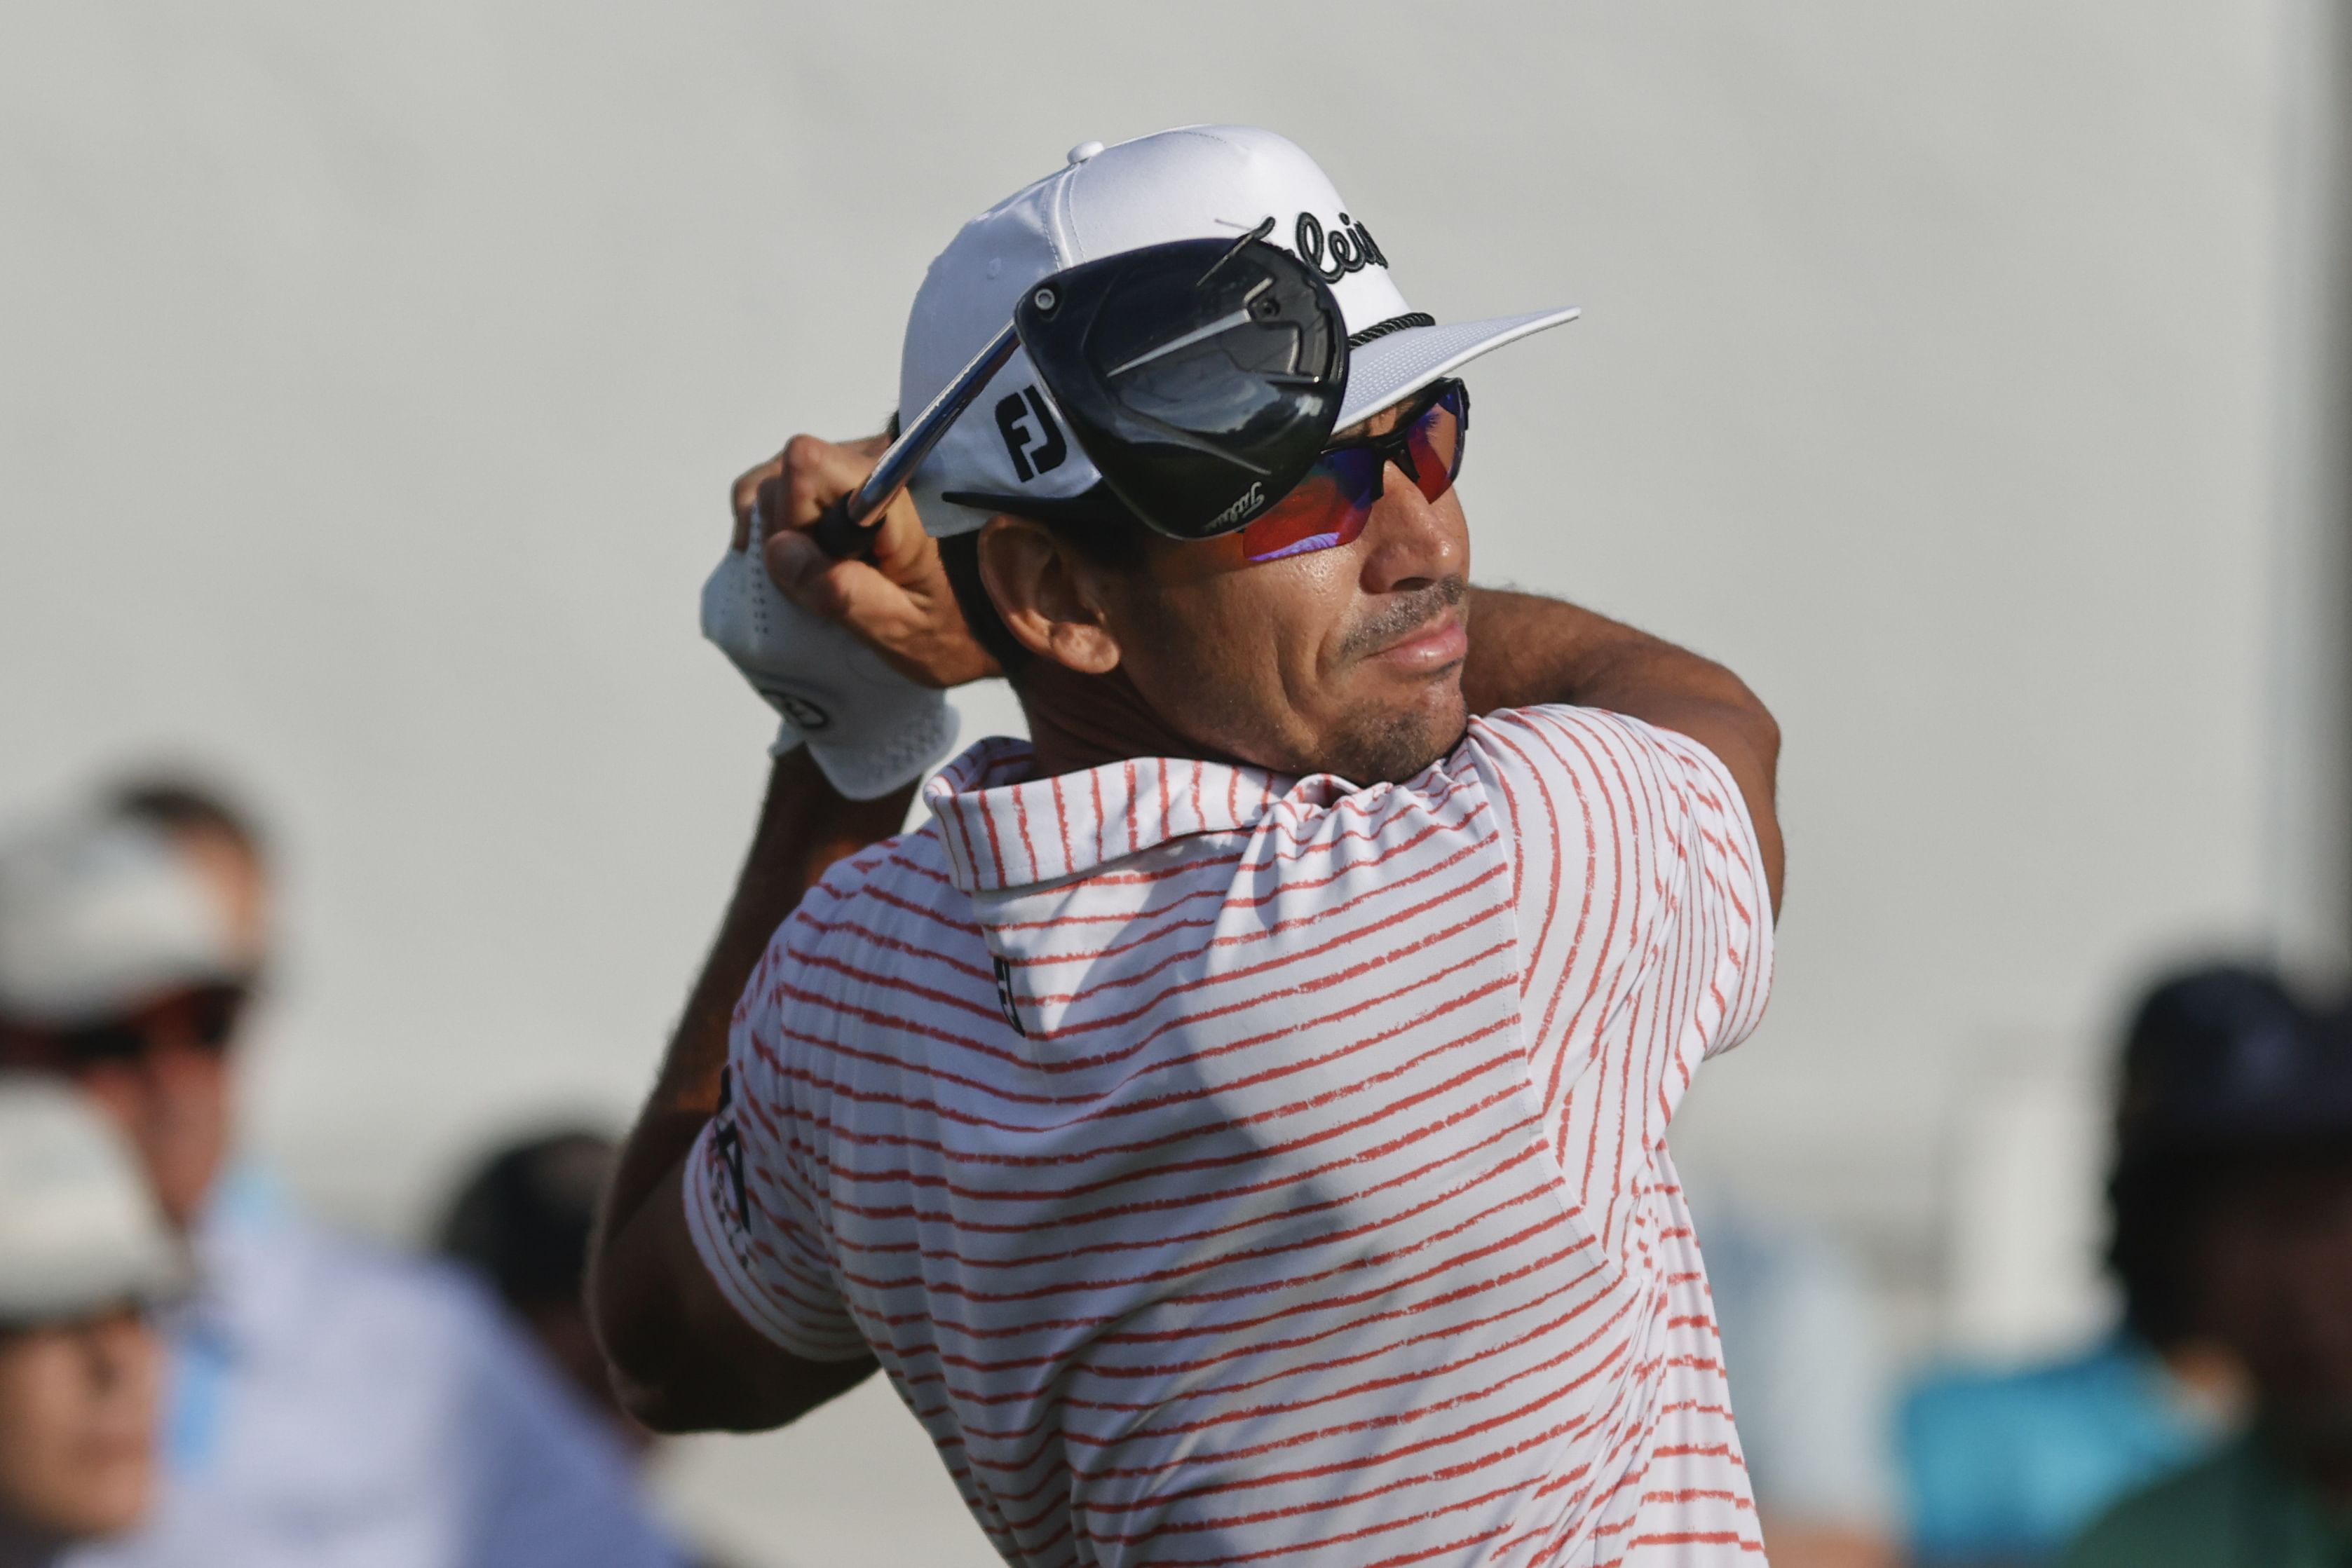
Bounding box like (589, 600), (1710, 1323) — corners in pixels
(0, 814), (243, 1028)
(901, 124), (1578, 539)
(0, 1074), (184, 1323)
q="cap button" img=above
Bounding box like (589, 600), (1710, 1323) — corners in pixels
(1066, 140), (1105, 166)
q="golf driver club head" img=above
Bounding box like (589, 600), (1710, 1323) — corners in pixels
(807, 234), (1347, 561)
(1012, 234), (1347, 540)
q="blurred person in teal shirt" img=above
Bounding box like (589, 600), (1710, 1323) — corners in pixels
(1901, 967), (2283, 1564)
(2060, 979), (2352, 1566)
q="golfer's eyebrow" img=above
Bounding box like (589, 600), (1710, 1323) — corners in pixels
(1340, 402), (1412, 443)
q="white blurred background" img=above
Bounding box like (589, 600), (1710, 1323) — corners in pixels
(6, 3), (2348, 1562)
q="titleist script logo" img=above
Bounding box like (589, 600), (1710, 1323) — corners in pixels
(1212, 480), (1267, 531)
(995, 385), (1068, 482)
(1294, 211), (1388, 282)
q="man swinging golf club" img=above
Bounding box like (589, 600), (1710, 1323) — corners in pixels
(592, 124), (1784, 1565)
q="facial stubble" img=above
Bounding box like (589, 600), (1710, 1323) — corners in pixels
(1321, 577), (1471, 784)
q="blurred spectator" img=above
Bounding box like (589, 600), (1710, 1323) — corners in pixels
(0, 780), (685, 1568)
(437, 1131), (745, 1568)
(2059, 974), (2352, 1564)
(1692, 1187), (1902, 1568)
(437, 1129), (643, 1452)
(0, 1075), (180, 1568)
(1902, 967), (2278, 1565)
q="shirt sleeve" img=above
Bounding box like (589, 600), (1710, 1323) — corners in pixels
(1464, 706), (1774, 1216)
(680, 929), (871, 1363)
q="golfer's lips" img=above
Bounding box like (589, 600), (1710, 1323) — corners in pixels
(1364, 605), (1469, 674)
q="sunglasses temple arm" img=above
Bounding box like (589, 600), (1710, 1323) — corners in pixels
(807, 322), (1023, 561)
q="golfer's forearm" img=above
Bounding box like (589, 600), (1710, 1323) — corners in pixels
(1464, 589), (1732, 718)
(1464, 587), (1783, 911)
(597, 751), (913, 1272)
(597, 1161), (876, 1433)
(591, 750), (904, 1426)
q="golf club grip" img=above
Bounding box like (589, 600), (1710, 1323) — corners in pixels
(810, 493), (880, 561)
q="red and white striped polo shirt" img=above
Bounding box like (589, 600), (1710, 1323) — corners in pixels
(686, 703), (1774, 1566)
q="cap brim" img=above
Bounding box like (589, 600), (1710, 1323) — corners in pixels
(0, 1238), (189, 1326)
(1338, 307), (1579, 430)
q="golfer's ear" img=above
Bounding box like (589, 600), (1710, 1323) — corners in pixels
(977, 517), (1122, 674)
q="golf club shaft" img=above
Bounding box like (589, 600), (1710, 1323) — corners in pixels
(809, 323), (1021, 559)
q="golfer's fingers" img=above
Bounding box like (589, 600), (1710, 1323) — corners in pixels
(764, 529), (838, 604)
(764, 535), (941, 687)
(752, 432), (895, 604)
(770, 531), (901, 625)
(774, 433), (884, 536)
(734, 430), (890, 552)
(742, 429), (937, 622)
(866, 483), (934, 581)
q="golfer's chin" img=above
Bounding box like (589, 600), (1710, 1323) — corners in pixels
(1317, 681), (1468, 786)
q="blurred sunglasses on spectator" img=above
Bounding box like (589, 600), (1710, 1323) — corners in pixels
(0, 984), (248, 1071)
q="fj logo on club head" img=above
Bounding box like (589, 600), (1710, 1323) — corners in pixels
(995, 386), (1068, 483)
(1293, 212), (1388, 284)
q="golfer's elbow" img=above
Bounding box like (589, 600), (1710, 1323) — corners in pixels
(592, 1269), (755, 1433)
(588, 1260), (689, 1430)
(587, 1171), (715, 1430)
(605, 1351), (716, 1436)
(604, 1310), (871, 1433)
(590, 1189), (866, 1432)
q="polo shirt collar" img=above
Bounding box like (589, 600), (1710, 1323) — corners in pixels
(924, 737), (1298, 894)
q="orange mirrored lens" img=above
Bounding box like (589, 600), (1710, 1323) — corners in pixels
(1237, 459), (1375, 562)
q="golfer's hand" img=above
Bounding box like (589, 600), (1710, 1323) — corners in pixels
(730, 434), (1000, 689)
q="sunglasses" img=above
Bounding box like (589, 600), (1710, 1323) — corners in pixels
(941, 377), (1471, 563)
(3, 984), (248, 1071)
(1235, 378), (1470, 564)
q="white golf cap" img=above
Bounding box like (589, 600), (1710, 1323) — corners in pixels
(0, 814), (244, 1028)
(0, 1074), (184, 1323)
(901, 124), (1579, 539)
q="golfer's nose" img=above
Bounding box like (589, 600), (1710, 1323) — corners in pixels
(1357, 461), (1465, 595)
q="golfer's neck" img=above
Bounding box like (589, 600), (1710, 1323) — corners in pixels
(1018, 664), (1235, 780)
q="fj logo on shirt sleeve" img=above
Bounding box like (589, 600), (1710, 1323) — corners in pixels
(995, 386), (1068, 483)
(992, 954), (1028, 1036)
(712, 1065), (748, 1224)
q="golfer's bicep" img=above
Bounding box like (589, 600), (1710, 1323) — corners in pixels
(1470, 706), (1646, 1007)
(1472, 707), (1768, 1093)
(681, 1069), (869, 1363)
(1624, 724), (1776, 1068)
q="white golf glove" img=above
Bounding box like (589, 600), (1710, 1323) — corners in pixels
(699, 537), (958, 800)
